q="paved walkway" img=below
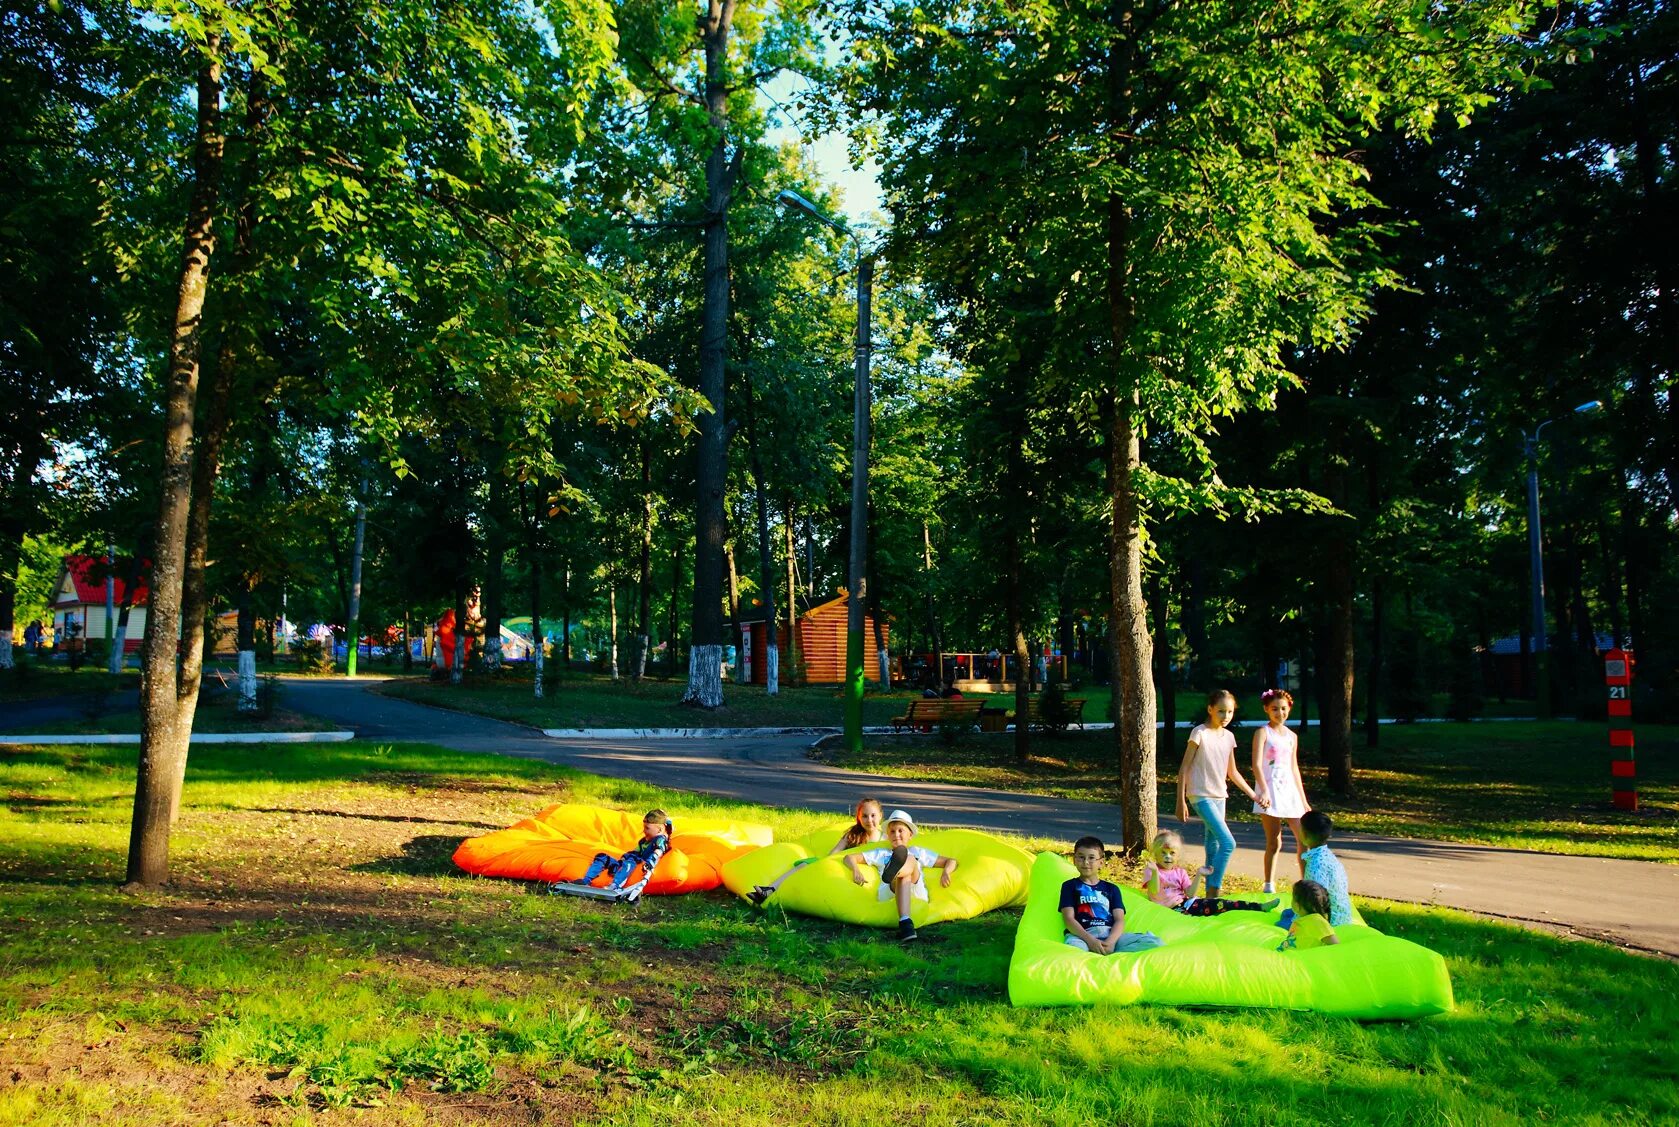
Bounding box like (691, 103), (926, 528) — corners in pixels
(274, 682), (1679, 956)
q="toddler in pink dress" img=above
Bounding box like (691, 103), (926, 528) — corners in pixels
(1142, 831), (1279, 917)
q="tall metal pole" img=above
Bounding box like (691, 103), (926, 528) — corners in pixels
(844, 255), (875, 752)
(1525, 434), (1550, 718)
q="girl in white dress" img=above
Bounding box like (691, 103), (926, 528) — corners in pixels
(1252, 688), (1310, 893)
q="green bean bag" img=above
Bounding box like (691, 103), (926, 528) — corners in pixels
(722, 824), (1034, 927)
(1008, 854), (1453, 1018)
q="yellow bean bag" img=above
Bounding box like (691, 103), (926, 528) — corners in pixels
(453, 804), (773, 895)
(1008, 853), (1453, 1018)
(721, 824), (1033, 927)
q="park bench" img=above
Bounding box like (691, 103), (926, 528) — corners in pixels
(1007, 695), (1087, 732)
(889, 698), (985, 733)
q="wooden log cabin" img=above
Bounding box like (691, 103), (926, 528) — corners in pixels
(735, 593), (890, 686)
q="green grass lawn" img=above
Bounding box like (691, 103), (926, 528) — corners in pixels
(0, 663), (140, 703)
(814, 720), (1679, 863)
(366, 666), (1556, 730)
(377, 670), (929, 729)
(2, 738), (1675, 1124)
(14, 688), (330, 736)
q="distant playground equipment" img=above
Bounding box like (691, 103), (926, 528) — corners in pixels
(433, 606), (535, 669)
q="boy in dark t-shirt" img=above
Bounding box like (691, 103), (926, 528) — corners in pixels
(1059, 835), (1164, 955)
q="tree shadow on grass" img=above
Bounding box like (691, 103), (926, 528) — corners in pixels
(350, 834), (471, 878)
(250, 807), (503, 831)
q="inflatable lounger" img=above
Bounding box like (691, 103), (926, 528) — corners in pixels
(722, 823), (1033, 928)
(1008, 853), (1453, 1019)
(453, 804), (773, 896)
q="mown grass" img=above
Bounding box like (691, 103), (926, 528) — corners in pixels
(815, 720), (1679, 862)
(1, 737), (1675, 1124)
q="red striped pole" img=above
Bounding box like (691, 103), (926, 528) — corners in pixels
(1604, 649), (1636, 812)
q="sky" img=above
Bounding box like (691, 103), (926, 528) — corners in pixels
(760, 70), (883, 224)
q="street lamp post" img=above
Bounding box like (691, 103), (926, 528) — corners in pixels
(1523, 399), (1602, 717)
(777, 189), (874, 753)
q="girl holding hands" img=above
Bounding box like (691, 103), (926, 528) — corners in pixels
(1176, 689), (1265, 902)
(1252, 689), (1310, 893)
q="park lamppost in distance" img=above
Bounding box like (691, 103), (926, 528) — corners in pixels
(1524, 398), (1602, 717)
(777, 188), (874, 752)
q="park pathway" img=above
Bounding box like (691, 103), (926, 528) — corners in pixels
(286, 679), (1678, 956)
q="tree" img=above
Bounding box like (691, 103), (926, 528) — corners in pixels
(840, 0), (1538, 850)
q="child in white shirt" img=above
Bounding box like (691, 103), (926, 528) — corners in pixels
(851, 809), (957, 942)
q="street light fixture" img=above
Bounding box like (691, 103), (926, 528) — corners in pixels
(1523, 398), (1602, 717)
(777, 189), (875, 753)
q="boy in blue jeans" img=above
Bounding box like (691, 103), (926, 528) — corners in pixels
(1060, 835), (1163, 954)
(577, 810), (671, 891)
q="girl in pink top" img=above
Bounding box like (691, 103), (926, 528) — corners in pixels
(1142, 831), (1279, 917)
(1175, 689), (1266, 901)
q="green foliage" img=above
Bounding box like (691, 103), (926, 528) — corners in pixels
(294, 638), (336, 676)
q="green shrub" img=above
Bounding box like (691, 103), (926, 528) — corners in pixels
(296, 638), (336, 676)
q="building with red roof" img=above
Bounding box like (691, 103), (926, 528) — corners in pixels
(51, 554), (150, 654)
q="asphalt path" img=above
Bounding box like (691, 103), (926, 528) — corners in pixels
(241, 680), (1679, 957)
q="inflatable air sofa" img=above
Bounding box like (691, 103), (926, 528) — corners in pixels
(722, 824), (1033, 927)
(1008, 854), (1453, 1018)
(453, 804), (772, 895)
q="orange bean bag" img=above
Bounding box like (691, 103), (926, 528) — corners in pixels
(451, 804), (774, 895)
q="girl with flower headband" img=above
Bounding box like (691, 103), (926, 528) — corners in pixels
(1252, 688), (1311, 893)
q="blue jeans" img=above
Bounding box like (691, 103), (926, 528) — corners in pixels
(1192, 797), (1236, 891)
(581, 852), (635, 889)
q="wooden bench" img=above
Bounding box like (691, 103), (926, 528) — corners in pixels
(889, 698), (985, 733)
(1007, 695), (1087, 732)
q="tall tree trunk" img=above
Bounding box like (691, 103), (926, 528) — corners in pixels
(129, 49), (224, 887)
(109, 552), (143, 675)
(865, 514), (890, 688)
(402, 607), (412, 672)
(482, 503), (504, 672)
(681, 0), (741, 709)
(1150, 575), (1175, 764)
(236, 586), (257, 712)
(635, 444), (653, 681)
(1003, 383), (1033, 762)
(743, 392), (778, 694)
(0, 532), (16, 670)
(1104, 10), (1155, 853)
(451, 581), (466, 685)
(784, 501), (800, 684)
(667, 538), (681, 674)
(726, 541), (746, 683)
(1321, 546), (1357, 796)
(924, 522), (943, 687)
(519, 481), (544, 699)
(343, 490), (366, 677)
(563, 563), (573, 665)
(609, 584), (619, 680)
(1366, 575), (1384, 747)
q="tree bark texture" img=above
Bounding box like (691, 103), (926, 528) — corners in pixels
(1105, 3), (1155, 857)
(1321, 546), (1357, 795)
(635, 444), (653, 681)
(745, 398), (778, 693)
(129, 50), (224, 887)
(681, 0), (740, 709)
(726, 541), (746, 683)
(784, 501), (800, 684)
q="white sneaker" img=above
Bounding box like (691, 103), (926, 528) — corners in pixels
(1261, 882), (1275, 894)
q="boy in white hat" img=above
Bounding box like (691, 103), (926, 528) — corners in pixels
(848, 809), (958, 942)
